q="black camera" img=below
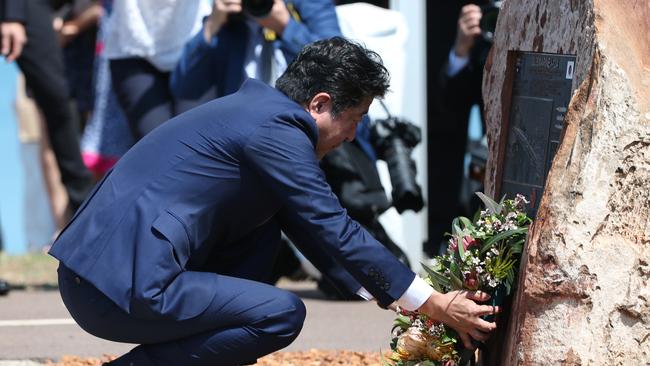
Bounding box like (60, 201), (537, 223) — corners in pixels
(479, 2), (501, 42)
(370, 117), (425, 214)
(242, 0), (274, 17)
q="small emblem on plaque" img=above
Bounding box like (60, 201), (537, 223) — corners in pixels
(566, 61), (575, 79)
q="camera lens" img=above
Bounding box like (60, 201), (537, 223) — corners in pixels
(479, 4), (500, 42)
(242, 0), (274, 17)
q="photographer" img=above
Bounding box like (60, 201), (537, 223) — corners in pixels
(171, 0), (340, 102)
(426, 2), (496, 257)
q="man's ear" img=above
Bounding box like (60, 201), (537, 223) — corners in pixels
(307, 92), (332, 115)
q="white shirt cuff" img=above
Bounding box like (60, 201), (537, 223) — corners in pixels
(356, 286), (374, 301)
(396, 275), (434, 311)
(447, 49), (470, 77)
(356, 276), (433, 311)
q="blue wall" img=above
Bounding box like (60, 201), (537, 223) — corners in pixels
(0, 63), (27, 254)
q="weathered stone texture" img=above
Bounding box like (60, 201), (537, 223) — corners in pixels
(483, 0), (649, 364)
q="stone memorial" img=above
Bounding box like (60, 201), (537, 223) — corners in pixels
(482, 1), (649, 364)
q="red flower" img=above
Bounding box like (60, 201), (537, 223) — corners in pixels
(462, 236), (477, 250)
(464, 271), (479, 290)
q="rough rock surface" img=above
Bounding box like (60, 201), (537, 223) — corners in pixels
(483, 0), (649, 365)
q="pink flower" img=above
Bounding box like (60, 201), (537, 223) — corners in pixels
(448, 237), (458, 252)
(443, 360), (456, 366)
(462, 236), (477, 250)
(464, 271), (479, 290)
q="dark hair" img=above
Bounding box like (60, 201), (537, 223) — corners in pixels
(275, 37), (390, 116)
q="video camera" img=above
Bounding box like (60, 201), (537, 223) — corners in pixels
(479, 1), (502, 42)
(370, 102), (425, 214)
(242, 0), (274, 17)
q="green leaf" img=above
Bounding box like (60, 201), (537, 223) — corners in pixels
(452, 220), (463, 236)
(511, 238), (526, 254)
(458, 216), (475, 231)
(475, 191), (501, 214)
(448, 269), (464, 289)
(422, 263), (450, 290)
(480, 227), (528, 255)
(393, 315), (411, 328)
(457, 235), (466, 261)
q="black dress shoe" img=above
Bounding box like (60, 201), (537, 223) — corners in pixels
(0, 279), (10, 296)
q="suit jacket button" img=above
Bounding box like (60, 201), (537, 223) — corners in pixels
(74, 276), (81, 285)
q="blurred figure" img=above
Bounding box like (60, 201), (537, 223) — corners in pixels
(171, 0), (341, 102)
(53, 0), (103, 129)
(1, 0), (93, 213)
(104, 0), (209, 139)
(0, 0), (26, 62)
(425, 2), (495, 257)
(80, 0), (134, 179)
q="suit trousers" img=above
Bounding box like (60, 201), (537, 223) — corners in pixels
(58, 263), (306, 366)
(16, 0), (93, 210)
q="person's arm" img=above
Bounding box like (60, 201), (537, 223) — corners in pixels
(170, 0), (240, 99)
(244, 112), (497, 346)
(243, 112), (414, 307)
(262, 0), (341, 59)
(55, 2), (103, 47)
(1, 0), (27, 62)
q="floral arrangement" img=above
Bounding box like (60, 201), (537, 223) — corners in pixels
(386, 193), (532, 366)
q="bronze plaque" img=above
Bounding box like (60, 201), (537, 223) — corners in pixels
(498, 52), (576, 216)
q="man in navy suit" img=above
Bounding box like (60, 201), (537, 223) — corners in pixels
(51, 37), (498, 366)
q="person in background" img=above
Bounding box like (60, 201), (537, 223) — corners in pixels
(171, 0), (341, 102)
(53, 0), (103, 129)
(51, 38), (498, 365)
(0, 0), (94, 295)
(79, 0), (134, 179)
(1, 0), (93, 213)
(426, 2), (493, 257)
(104, 0), (209, 140)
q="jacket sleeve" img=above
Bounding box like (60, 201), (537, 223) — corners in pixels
(278, 207), (363, 297)
(243, 112), (414, 307)
(1, 0), (27, 22)
(170, 25), (221, 99)
(279, 0), (341, 60)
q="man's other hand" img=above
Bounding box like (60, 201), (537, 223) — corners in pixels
(418, 289), (499, 349)
(1, 22), (27, 62)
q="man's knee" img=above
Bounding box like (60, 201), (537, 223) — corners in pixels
(257, 291), (306, 345)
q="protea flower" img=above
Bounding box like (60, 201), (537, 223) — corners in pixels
(394, 327), (429, 360)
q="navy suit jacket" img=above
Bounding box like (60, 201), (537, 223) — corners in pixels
(50, 79), (414, 321)
(170, 0), (341, 100)
(0, 0), (26, 22)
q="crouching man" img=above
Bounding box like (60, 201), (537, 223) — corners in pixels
(50, 37), (497, 366)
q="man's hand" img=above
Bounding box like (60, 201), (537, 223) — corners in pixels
(418, 289), (499, 349)
(255, 0), (290, 36)
(204, 0), (242, 42)
(453, 4), (482, 58)
(1, 21), (27, 62)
